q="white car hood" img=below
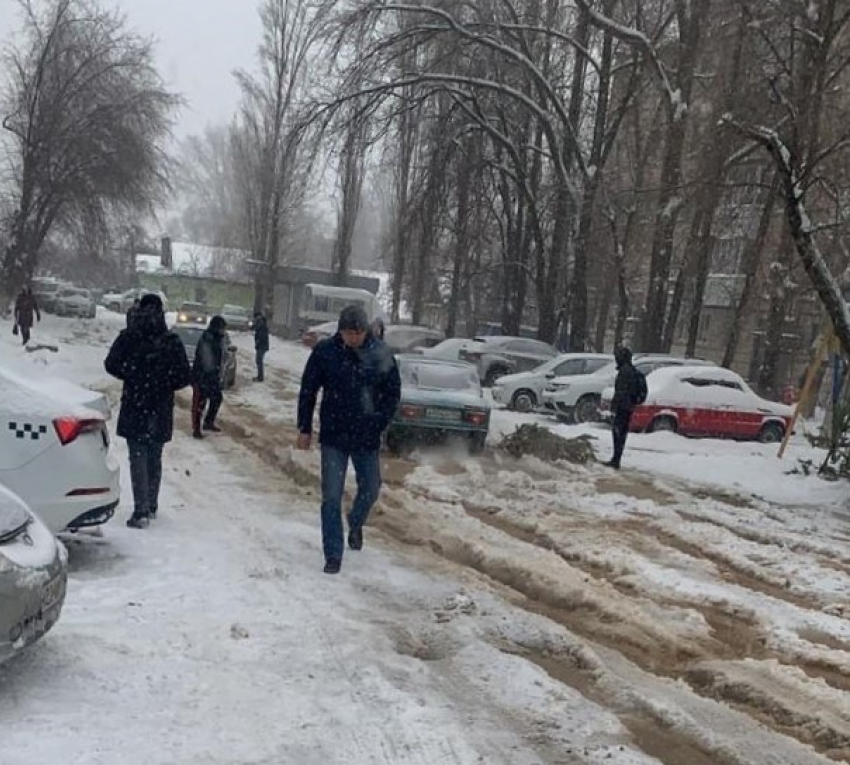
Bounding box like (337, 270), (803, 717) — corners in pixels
(496, 370), (536, 385)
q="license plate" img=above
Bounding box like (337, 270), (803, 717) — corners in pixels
(43, 575), (66, 609)
(426, 408), (462, 421)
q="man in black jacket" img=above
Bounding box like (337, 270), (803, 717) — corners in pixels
(105, 294), (192, 528)
(191, 315), (227, 438)
(604, 347), (643, 470)
(297, 305), (401, 574)
(253, 310), (269, 382)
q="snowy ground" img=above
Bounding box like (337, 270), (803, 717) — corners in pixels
(1, 310), (850, 764)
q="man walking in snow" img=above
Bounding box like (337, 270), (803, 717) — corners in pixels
(297, 305), (401, 575)
(253, 310), (269, 382)
(105, 294), (192, 528)
(191, 315), (228, 438)
(13, 286), (40, 345)
(604, 347), (646, 470)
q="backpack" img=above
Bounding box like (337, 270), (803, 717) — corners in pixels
(632, 368), (648, 405)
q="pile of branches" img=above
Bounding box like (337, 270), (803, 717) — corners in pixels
(498, 424), (596, 465)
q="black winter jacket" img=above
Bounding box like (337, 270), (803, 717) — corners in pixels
(612, 362), (642, 414)
(254, 316), (270, 352)
(105, 311), (192, 443)
(193, 330), (225, 392)
(298, 333), (401, 452)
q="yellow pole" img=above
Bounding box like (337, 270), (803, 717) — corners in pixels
(778, 325), (831, 459)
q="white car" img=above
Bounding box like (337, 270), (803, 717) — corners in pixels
(54, 286), (96, 318)
(104, 288), (167, 314)
(0, 485), (68, 664)
(0, 366), (120, 534)
(415, 337), (470, 362)
(491, 353), (612, 412)
(541, 355), (716, 424)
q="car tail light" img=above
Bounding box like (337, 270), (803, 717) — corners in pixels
(53, 417), (103, 446)
(400, 404), (425, 419)
(463, 409), (488, 426)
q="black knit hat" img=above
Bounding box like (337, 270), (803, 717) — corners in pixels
(338, 305), (369, 332)
(139, 293), (163, 312)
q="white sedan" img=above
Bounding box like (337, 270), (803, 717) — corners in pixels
(491, 353), (612, 412)
(0, 366), (120, 534)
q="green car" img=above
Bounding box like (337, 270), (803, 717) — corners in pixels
(386, 355), (491, 454)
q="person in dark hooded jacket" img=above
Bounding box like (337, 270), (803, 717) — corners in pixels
(191, 315), (227, 438)
(604, 347), (644, 470)
(253, 310), (269, 382)
(297, 305), (401, 574)
(13, 286), (40, 345)
(105, 293), (192, 528)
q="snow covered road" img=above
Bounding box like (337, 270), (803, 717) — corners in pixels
(1, 310), (850, 764)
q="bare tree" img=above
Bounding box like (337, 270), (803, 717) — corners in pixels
(234, 0), (329, 312)
(0, 0), (176, 298)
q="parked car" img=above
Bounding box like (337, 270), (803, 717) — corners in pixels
(54, 286), (97, 318)
(491, 353), (613, 412)
(220, 304), (253, 332)
(383, 324), (445, 353)
(301, 320), (339, 348)
(542, 355), (716, 424)
(32, 278), (68, 314)
(416, 338), (471, 362)
(0, 485), (68, 665)
(601, 365), (794, 442)
(386, 355), (490, 454)
(459, 336), (559, 387)
(104, 288), (168, 314)
(173, 323), (238, 389)
(176, 301), (210, 325)
(0, 365), (120, 534)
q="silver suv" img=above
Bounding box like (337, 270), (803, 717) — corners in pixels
(541, 354), (716, 423)
(459, 336), (558, 387)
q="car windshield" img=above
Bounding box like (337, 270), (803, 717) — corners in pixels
(223, 305), (249, 316)
(180, 303), (206, 312)
(62, 288), (88, 297)
(174, 327), (204, 346)
(400, 359), (479, 392)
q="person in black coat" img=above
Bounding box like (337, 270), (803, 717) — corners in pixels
(604, 347), (643, 470)
(191, 315), (227, 439)
(105, 293), (192, 528)
(297, 305), (401, 574)
(253, 311), (269, 382)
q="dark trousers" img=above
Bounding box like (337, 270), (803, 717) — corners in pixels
(611, 409), (633, 467)
(20, 325), (31, 344)
(255, 349), (267, 381)
(320, 446), (381, 563)
(128, 440), (164, 518)
(192, 382), (223, 432)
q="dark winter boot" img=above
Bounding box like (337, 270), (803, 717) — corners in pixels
(602, 460), (620, 470)
(323, 559), (341, 575)
(192, 429), (204, 440)
(126, 513), (150, 529)
(348, 526), (363, 551)
(203, 421), (222, 433)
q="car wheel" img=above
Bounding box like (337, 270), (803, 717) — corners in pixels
(649, 415), (677, 434)
(574, 395), (601, 424)
(510, 389), (537, 413)
(484, 366), (509, 387)
(758, 421), (785, 444)
(469, 431), (487, 453)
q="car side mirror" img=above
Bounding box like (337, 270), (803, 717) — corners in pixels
(546, 372), (555, 379)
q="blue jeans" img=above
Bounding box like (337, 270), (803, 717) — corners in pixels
(320, 446), (381, 562)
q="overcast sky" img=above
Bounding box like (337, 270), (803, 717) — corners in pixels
(0, 0), (261, 138)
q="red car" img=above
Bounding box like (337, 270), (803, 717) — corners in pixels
(602, 366), (794, 443)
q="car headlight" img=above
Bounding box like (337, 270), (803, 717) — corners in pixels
(179, 313), (187, 321)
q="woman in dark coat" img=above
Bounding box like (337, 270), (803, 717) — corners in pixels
(105, 294), (192, 528)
